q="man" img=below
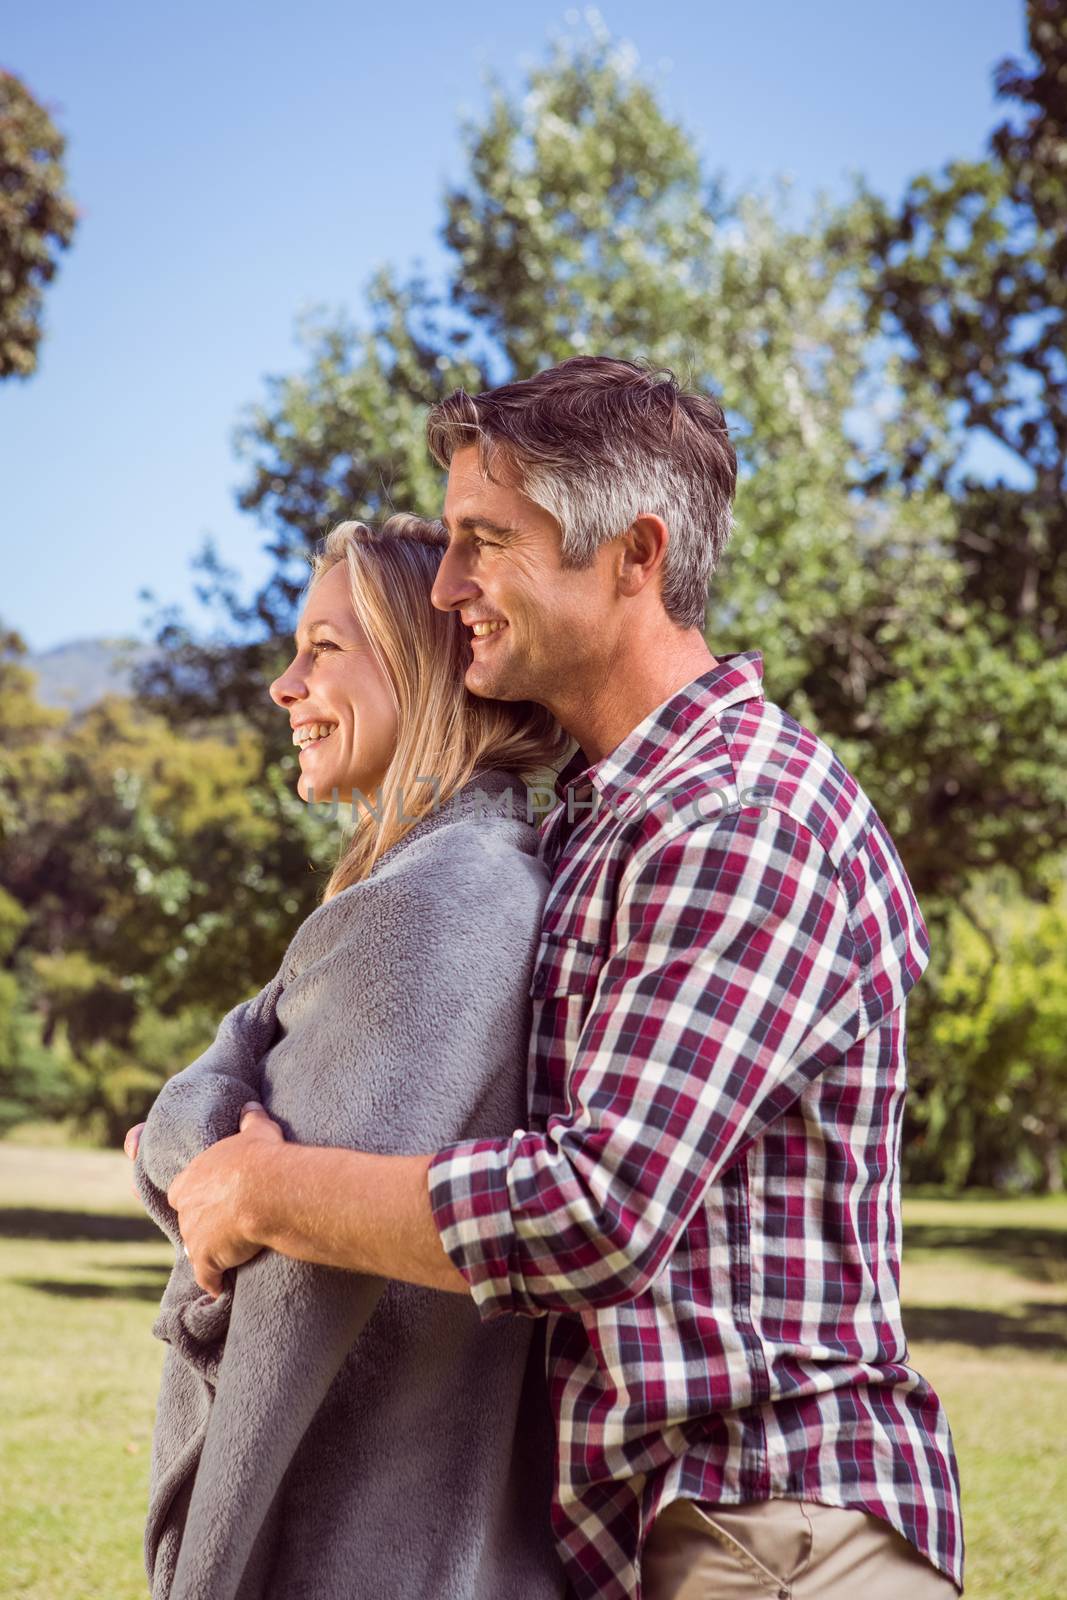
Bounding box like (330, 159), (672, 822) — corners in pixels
(138, 357), (964, 1599)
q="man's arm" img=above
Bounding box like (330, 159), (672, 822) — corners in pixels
(425, 806), (868, 1320)
(245, 1139), (471, 1295)
(170, 808), (866, 1308)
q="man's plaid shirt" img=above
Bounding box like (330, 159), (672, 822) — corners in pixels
(427, 650), (964, 1599)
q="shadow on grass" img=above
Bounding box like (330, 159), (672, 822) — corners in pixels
(0, 1207), (159, 1243)
(14, 1273), (169, 1302)
(904, 1225), (1067, 1287)
(904, 1300), (1067, 1352)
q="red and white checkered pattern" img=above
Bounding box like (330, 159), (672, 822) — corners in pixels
(428, 650), (964, 1599)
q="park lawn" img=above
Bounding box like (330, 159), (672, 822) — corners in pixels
(0, 1145), (171, 1600)
(901, 1194), (1067, 1600)
(0, 1145), (1064, 1600)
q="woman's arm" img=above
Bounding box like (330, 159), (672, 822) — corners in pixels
(135, 975), (283, 1249)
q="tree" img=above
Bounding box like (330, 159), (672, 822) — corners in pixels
(906, 860), (1067, 1193)
(143, 34), (895, 794)
(119, 19), (1066, 1186)
(0, 70), (79, 378)
(0, 624), (332, 1136)
(831, 0), (1067, 894)
(143, 28), (1054, 905)
(830, 1), (1067, 1187)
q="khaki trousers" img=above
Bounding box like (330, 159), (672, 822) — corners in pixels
(640, 1495), (961, 1599)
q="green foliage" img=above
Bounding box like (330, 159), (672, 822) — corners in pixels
(850, 1), (1067, 509)
(0, 70), (79, 378)
(231, 288), (488, 633)
(823, 0), (1067, 1191)
(0, 628), (67, 848)
(50, 1000), (223, 1149)
(826, 0), (1067, 895)
(906, 863), (1067, 1194)
(0, 625), (336, 1137)
(444, 36), (719, 370)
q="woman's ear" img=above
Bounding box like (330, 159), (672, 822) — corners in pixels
(617, 515), (669, 598)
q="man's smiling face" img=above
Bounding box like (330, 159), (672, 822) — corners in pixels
(431, 445), (618, 708)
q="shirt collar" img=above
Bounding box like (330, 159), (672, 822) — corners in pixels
(553, 649), (765, 805)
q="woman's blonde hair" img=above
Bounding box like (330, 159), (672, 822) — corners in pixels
(305, 513), (570, 901)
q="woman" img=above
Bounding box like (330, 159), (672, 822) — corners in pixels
(126, 514), (572, 1600)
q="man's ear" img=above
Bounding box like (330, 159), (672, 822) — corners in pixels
(617, 515), (669, 598)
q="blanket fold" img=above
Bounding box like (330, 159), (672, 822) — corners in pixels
(135, 773), (567, 1600)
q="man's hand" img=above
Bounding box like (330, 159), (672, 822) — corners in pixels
(127, 1106), (471, 1297)
(164, 1101), (284, 1299)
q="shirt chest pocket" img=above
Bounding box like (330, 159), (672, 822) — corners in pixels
(530, 934), (608, 1001)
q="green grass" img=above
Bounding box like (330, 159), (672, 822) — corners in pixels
(901, 1193), (1067, 1600)
(0, 1145), (171, 1600)
(1, 1145), (1064, 1598)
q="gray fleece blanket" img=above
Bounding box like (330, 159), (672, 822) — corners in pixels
(134, 772), (568, 1600)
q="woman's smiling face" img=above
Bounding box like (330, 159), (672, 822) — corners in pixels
(268, 561), (400, 805)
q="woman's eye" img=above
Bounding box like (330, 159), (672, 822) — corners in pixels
(311, 640), (338, 655)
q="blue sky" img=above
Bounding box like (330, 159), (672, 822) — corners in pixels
(2, 0), (1024, 653)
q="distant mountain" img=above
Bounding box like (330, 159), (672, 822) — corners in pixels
(24, 637), (162, 713)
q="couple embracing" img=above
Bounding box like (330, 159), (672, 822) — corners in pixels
(127, 356), (964, 1600)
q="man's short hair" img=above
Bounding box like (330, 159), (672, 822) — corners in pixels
(426, 355), (737, 630)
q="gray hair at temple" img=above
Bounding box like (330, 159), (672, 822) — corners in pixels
(426, 356), (737, 631)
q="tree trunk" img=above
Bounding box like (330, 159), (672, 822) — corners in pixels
(1038, 1128), (1065, 1195)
